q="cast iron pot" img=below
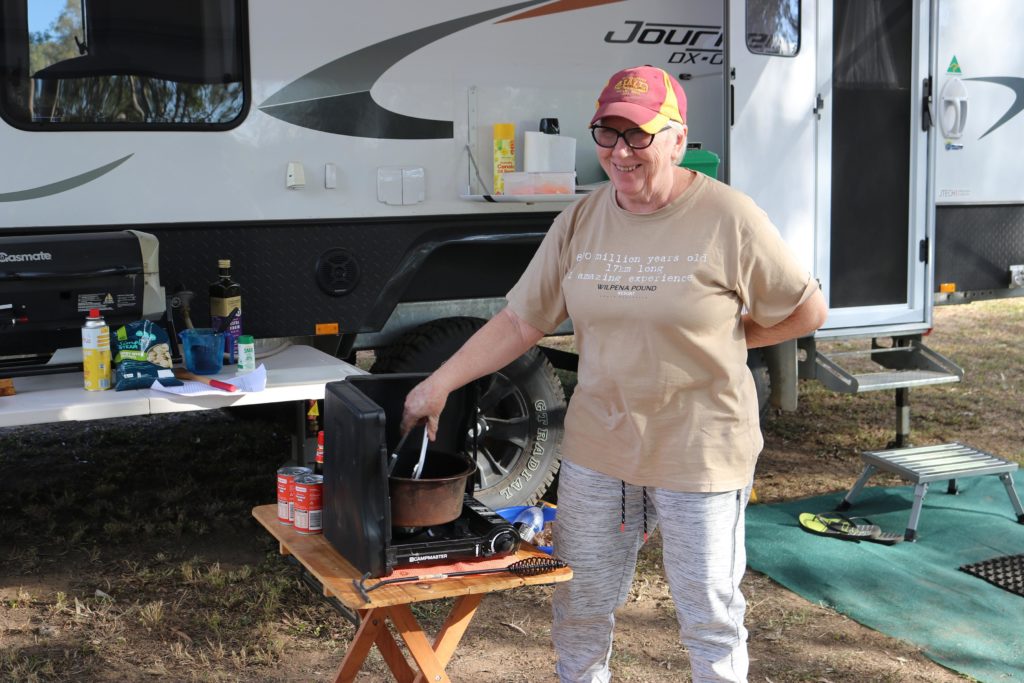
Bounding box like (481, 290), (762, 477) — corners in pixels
(389, 450), (477, 528)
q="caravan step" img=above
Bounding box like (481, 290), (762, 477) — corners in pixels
(838, 442), (1024, 541)
(813, 339), (962, 394)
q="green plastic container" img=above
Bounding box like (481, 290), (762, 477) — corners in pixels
(680, 148), (720, 178)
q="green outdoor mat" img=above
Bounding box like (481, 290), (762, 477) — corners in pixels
(746, 471), (1024, 682)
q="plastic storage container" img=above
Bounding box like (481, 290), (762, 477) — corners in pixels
(502, 171), (575, 195)
(680, 148), (720, 178)
(497, 505), (556, 554)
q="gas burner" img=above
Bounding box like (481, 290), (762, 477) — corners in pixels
(387, 496), (520, 570)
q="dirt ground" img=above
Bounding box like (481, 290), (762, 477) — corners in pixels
(3, 299), (1021, 682)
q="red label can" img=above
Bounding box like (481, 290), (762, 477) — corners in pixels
(277, 466), (312, 524)
(293, 474), (324, 534)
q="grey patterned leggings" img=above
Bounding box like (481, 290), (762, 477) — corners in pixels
(551, 459), (750, 683)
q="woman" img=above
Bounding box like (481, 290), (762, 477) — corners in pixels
(402, 66), (827, 682)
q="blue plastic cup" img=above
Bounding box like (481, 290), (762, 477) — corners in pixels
(179, 328), (225, 375)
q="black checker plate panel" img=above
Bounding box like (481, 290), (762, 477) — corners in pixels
(150, 214), (554, 339)
(935, 205), (1024, 291)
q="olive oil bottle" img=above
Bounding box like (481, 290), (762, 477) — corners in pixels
(209, 259), (242, 362)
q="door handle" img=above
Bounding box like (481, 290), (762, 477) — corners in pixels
(940, 78), (968, 138)
(813, 94), (825, 120)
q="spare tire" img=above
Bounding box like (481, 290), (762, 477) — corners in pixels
(371, 317), (565, 508)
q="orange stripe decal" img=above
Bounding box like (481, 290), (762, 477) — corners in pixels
(498, 0), (624, 24)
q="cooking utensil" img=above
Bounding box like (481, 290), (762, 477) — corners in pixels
(410, 427), (429, 479)
(172, 367), (238, 392)
(354, 556), (568, 602)
(388, 427), (417, 476)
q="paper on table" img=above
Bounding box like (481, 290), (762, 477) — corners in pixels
(149, 364), (267, 396)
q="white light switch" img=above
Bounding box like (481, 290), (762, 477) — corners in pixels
(325, 163), (337, 189)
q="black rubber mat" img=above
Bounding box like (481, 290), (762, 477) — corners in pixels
(959, 554), (1024, 598)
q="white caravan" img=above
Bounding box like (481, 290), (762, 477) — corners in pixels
(1, 0), (1019, 505)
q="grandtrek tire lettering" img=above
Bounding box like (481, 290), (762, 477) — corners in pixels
(370, 317), (565, 508)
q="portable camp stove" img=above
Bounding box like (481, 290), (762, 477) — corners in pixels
(389, 494), (518, 568)
(321, 373), (519, 578)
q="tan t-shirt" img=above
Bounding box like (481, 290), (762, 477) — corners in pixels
(505, 172), (817, 492)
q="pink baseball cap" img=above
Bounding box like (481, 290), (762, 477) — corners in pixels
(590, 66), (687, 133)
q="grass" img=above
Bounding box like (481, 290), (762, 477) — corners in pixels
(1, 298), (1020, 681)
(0, 409), (354, 681)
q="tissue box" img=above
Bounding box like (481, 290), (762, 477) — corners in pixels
(502, 171), (575, 195)
(524, 131), (576, 173)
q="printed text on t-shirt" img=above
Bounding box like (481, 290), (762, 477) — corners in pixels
(571, 250), (705, 289)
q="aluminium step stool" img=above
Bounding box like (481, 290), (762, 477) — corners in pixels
(837, 442), (1024, 542)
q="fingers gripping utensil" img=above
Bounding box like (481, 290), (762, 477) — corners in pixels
(411, 427), (430, 479)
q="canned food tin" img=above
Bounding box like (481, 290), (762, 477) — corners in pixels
(293, 474), (323, 535)
(277, 466), (312, 524)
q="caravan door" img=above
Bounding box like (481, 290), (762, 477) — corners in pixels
(814, 0), (932, 335)
(727, 0), (817, 275)
(730, 0), (932, 336)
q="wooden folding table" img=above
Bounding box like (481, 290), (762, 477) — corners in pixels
(252, 504), (572, 682)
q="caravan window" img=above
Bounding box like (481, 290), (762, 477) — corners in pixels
(0, 0), (247, 129)
(746, 0), (800, 57)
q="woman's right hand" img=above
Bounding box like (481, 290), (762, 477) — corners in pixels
(401, 376), (448, 441)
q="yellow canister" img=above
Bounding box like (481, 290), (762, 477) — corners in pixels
(82, 308), (112, 391)
(493, 123), (516, 194)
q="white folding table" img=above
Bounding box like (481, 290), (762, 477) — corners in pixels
(0, 344), (364, 462)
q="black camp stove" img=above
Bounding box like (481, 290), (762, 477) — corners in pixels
(322, 373), (519, 579)
(389, 495), (518, 568)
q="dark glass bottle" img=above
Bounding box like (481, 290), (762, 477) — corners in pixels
(209, 259), (242, 361)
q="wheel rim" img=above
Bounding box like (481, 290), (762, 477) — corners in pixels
(469, 371), (531, 491)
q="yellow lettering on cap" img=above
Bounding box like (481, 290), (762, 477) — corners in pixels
(614, 76), (649, 96)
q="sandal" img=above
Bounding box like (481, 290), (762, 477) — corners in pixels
(863, 528), (904, 545)
(798, 512), (904, 545)
(798, 512), (880, 541)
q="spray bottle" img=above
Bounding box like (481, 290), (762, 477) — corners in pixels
(81, 309), (112, 391)
(493, 123), (516, 194)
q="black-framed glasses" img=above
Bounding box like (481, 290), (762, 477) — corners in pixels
(590, 125), (671, 150)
